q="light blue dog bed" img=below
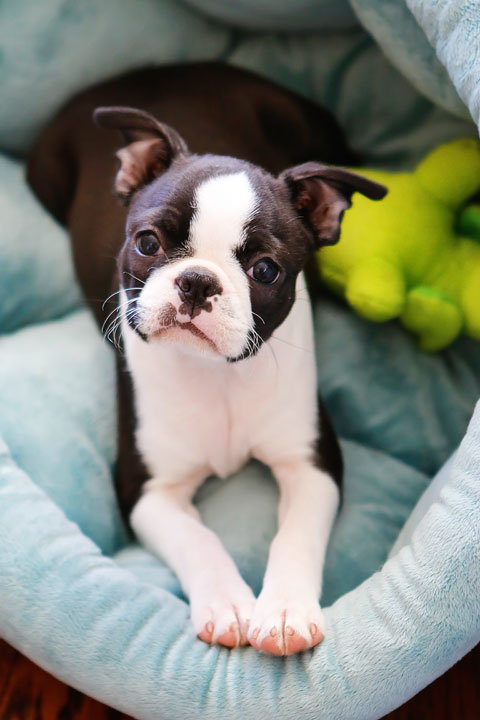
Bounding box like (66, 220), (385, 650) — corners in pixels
(1, 2), (480, 719)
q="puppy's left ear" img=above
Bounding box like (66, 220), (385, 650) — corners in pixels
(280, 162), (387, 247)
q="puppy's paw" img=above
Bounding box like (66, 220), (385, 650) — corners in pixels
(248, 591), (325, 655)
(191, 585), (256, 648)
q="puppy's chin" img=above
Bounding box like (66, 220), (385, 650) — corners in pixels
(149, 324), (221, 358)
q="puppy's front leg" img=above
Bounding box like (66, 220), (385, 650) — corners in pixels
(248, 461), (339, 655)
(131, 476), (255, 647)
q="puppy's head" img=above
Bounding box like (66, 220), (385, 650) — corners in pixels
(94, 106), (386, 361)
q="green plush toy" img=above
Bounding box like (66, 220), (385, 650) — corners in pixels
(318, 138), (480, 350)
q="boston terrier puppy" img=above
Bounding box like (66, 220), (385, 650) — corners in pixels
(28, 63), (386, 655)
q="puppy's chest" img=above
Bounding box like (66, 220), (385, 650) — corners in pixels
(129, 347), (270, 479)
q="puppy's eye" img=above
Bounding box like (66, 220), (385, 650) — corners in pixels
(247, 258), (280, 284)
(136, 232), (162, 257)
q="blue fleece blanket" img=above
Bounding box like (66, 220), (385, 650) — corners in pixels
(1, 2), (480, 719)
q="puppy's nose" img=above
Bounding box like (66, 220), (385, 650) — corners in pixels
(175, 267), (222, 316)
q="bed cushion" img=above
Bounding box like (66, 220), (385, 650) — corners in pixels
(1, 148), (479, 718)
(1, 1), (480, 718)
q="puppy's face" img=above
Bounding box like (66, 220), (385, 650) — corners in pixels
(95, 107), (386, 360)
(120, 157), (321, 361)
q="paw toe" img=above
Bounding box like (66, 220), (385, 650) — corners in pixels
(284, 627), (309, 655)
(216, 622), (245, 648)
(198, 621), (214, 644)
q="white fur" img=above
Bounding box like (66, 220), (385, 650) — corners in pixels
(189, 171), (258, 258)
(127, 172), (340, 654)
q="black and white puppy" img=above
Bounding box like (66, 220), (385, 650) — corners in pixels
(28, 64), (386, 656)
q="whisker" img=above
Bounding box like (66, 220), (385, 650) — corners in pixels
(270, 335), (312, 353)
(248, 326), (279, 370)
(249, 327), (263, 356)
(251, 311), (266, 326)
(102, 287), (144, 310)
(105, 307), (135, 338)
(109, 307), (137, 351)
(123, 271), (146, 286)
(103, 295), (138, 318)
(102, 291), (122, 311)
(103, 302), (137, 341)
(113, 313), (132, 349)
(101, 297), (138, 334)
(266, 341), (279, 371)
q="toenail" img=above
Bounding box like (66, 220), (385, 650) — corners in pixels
(309, 623), (317, 637)
(206, 621), (214, 634)
(270, 627), (278, 637)
(252, 628), (260, 640)
(286, 625), (295, 636)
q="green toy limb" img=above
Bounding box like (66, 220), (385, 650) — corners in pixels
(346, 259), (405, 322)
(415, 138), (480, 209)
(401, 286), (463, 351)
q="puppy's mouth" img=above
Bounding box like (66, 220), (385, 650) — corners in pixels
(153, 321), (218, 353)
(149, 302), (219, 353)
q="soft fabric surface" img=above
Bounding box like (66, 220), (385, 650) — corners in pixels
(2, 413), (479, 720)
(184, 0), (359, 32)
(1, 1), (480, 719)
(349, 0), (480, 127)
(0, 0), (476, 167)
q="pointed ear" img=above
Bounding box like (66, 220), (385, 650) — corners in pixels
(280, 162), (387, 247)
(93, 106), (189, 202)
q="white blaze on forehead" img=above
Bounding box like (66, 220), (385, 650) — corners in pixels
(189, 172), (258, 260)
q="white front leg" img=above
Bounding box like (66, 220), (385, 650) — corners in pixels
(130, 476), (255, 648)
(248, 460), (339, 655)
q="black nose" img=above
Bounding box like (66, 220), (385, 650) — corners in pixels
(175, 267), (222, 317)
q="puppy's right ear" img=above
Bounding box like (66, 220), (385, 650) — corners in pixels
(93, 106), (188, 202)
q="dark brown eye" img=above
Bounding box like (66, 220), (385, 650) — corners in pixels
(136, 232), (161, 257)
(247, 258), (280, 284)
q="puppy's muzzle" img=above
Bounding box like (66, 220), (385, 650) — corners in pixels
(175, 266), (223, 318)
